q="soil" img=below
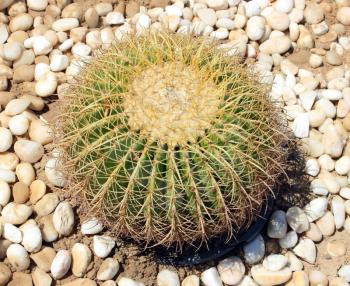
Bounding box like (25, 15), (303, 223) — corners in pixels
(17, 0), (350, 285)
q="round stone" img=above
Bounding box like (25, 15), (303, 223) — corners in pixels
(217, 256), (245, 285)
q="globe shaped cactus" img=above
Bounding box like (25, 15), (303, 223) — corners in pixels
(55, 33), (288, 248)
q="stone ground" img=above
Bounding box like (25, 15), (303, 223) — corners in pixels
(1, 0), (350, 285)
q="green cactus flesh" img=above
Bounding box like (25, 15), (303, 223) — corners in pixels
(56, 33), (287, 247)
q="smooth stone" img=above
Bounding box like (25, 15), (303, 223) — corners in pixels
(72, 243), (92, 277)
(217, 256), (245, 285)
(35, 71), (57, 97)
(118, 278), (144, 286)
(329, 277), (348, 286)
(327, 240), (346, 257)
(50, 54), (69, 72)
(243, 234), (265, 264)
(38, 215), (58, 242)
(340, 188), (350, 200)
(29, 180), (46, 204)
(309, 271), (328, 286)
(332, 196), (345, 229)
(201, 267), (223, 286)
(97, 258), (120, 281)
(266, 11), (289, 31)
(93, 235), (115, 258)
(0, 169), (16, 183)
(293, 238), (317, 264)
(3, 223), (22, 243)
(52, 18), (79, 32)
(6, 244), (30, 271)
(267, 210), (287, 239)
(259, 36), (291, 55)
(1, 202), (32, 224)
(51, 249), (71, 280)
(246, 16), (265, 41)
(12, 182), (29, 204)
(304, 197), (328, 222)
(53, 201), (74, 236)
(182, 275), (200, 286)
(305, 158), (320, 176)
(30, 247), (56, 272)
(0, 181), (10, 206)
(0, 127), (12, 152)
(326, 51), (343, 66)
(20, 219), (42, 253)
(45, 158), (66, 187)
(339, 265), (350, 282)
(309, 54), (323, 68)
(9, 114), (29, 136)
(33, 36), (52, 56)
(278, 231), (298, 249)
(81, 218), (103, 235)
(197, 8), (217, 26)
(32, 268), (52, 286)
(305, 223), (323, 242)
(34, 193), (59, 217)
(337, 7), (350, 26)
(262, 254), (288, 272)
(4, 99), (30, 116)
(285, 252), (303, 271)
(251, 265), (292, 286)
(0, 152), (18, 171)
(335, 157), (350, 175)
(14, 140), (44, 163)
(0, 262), (11, 286)
(62, 279), (97, 286)
(27, 0), (48, 10)
(286, 207), (310, 233)
(304, 3), (324, 24)
(292, 113), (309, 138)
(316, 211), (335, 236)
(16, 162), (35, 186)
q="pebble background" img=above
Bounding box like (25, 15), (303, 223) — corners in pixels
(1, 0), (350, 285)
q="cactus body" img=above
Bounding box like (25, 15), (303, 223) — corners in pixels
(55, 34), (287, 247)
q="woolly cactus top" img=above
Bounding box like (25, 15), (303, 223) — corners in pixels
(55, 33), (287, 248)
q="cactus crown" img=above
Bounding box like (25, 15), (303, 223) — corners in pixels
(55, 33), (288, 248)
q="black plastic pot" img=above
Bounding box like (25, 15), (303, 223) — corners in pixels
(153, 194), (274, 266)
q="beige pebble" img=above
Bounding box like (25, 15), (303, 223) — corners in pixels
(12, 182), (29, 204)
(16, 162), (35, 185)
(326, 240), (346, 257)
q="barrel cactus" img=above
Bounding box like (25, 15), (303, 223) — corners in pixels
(55, 33), (288, 248)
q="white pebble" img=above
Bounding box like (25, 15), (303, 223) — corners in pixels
(304, 197), (328, 222)
(3, 223), (22, 243)
(9, 114), (29, 136)
(45, 158), (66, 187)
(81, 218), (103, 235)
(35, 71), (57, 97)
(106, 12), (124, 25)
(293, 238), (317, 264)
(53, 201), (74, 236)
(1, 202), (33, 225)
(157, 269), (180, 286)
(292, 113), (309, 138)
(0, 168), (16, 183)
(14, 139), (44, 163)
(52, 18), (79, 32)
(27, 0), (48, 11)
(72, 243), (92, 277)
(332, 196), (345, 229)
(33, 36), (53, 56)
(50, 54), (69, 72)
(93, 235), (115, 258)
(51, 249), (72, 279)
(201, 267), (223, 286)
(0, 180), (10, 206)
(6, 243), (30, 271)
(0, 127), (12, 153)
(217, 256), (245, 285)
(20, 219), (42, 252)
(335, 156), (350, 175)
(262, 254), (288, 272)
(305, 158), (320, 176)
(278, 231), (298, 249)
